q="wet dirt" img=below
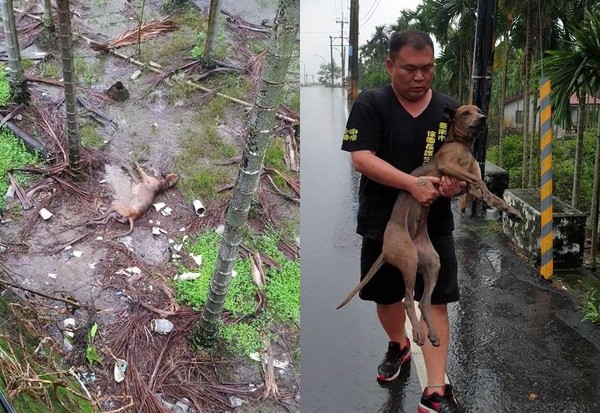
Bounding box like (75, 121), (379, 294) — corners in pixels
(0, 0), (299, 411)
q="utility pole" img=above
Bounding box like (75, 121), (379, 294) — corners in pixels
(470, 0), (498, 216)
(349, 0), (359, 100)
(329, 35), (335, 87)
(336, 11), (348, 91)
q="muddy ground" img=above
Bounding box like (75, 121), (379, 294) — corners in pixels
(0, 0), (299, 412)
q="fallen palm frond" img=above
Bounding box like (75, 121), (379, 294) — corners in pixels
(88, 18), (176, 52)
(104, 309), (258, 413)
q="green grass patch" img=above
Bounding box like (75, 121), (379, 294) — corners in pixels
(80, 123), (104, 148)
(582, 289), (600, 324)
(39, 59), (60, 79)
(0, 70), (12, 106)
(191, 30), (228, 60)
(0, 127), (41, 210)
(74, 57), (104, 87)
(176, 228), (300, 356)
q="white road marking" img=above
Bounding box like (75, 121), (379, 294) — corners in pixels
(405, 303), (450, 390)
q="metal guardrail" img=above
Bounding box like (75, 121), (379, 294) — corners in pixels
(0, 390), (16, 413)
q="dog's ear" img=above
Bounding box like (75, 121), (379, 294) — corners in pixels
(165, 173), (178, 187)
(443, 106), (457, 122)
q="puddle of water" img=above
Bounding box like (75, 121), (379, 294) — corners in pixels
(484, 248), (502, 274)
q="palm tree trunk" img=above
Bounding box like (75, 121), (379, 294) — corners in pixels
(572, 91), (586, 209)
(590, 108), (600, 269)
(0, 0), (30, 104)
(43, 0), (55, 35)
(190, 0), (299, 348)
(56, 0), (82, 178)
(204, 0), (222, 60)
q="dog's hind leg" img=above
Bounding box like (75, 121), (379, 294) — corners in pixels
(415, 231), (441, 347)
(382, 224), (425, 346)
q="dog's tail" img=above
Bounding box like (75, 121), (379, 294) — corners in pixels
(336, 253), (385, 310)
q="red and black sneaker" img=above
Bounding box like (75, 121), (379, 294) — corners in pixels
(418, 384), (464, 413)
(376, 338), (412, 382)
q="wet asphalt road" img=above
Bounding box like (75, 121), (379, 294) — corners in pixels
(300, 85), (600, 412)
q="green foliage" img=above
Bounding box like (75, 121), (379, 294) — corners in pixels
(80, 124), (104, 148)
(180, 167), (230, 202)
(176, 228), (300, 355)
(40, 60), (60, 79)
(85, 322), (103, 366)
(221, 321), (265, 356)
(582, 289), (600, 324)
(0, 70), (12, 107)
(0, 127), (40, 210)
(265, 260), (300, 324)
(191, 30), (228, 60)
(74, 57), (104, 87)
(487, 132), (596, 212)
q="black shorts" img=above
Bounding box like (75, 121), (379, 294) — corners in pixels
(359, 233), (459, 305)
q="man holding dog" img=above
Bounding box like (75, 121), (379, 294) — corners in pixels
(341, 29), (465, 412)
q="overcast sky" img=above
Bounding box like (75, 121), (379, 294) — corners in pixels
(300, 0), (423, 81)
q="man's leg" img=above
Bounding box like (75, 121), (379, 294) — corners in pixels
(377, 302), (406, 342)
(421, 304), (449, 395)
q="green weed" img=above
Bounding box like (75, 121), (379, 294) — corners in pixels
(74, 57), (104, 87)
(40, 59), (60, 79)
(583, 289), (600, 324)
(0, 127), (40, 210)
(0, 70), (11, 106)
(176, 228), (300, 355)
(80, 123), (104, 148)
(191, 30), (228, 60)
(21, 58), (34, 70)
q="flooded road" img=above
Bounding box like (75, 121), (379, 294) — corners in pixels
(300, 85), (600, 412)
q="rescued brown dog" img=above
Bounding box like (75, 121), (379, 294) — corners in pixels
(90, 162), (178, 237)
(336, 104), (522, 347)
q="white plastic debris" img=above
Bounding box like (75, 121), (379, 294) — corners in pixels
(5, 185), (15, 199)
(174, 272), (200, 281)
(229, 396), (244, 407)
(88, 262), (97, 270)
(215, 225), (225, 235)
(160, 207), (173, 216)
(72, 250), (83, 258)
(48, 273), (57, 279)
(153, 202), (166, 211)
(150, 319), (174, 334)
(182, 235), (188, 243)
(39, 208), (53, 220)
(193, 199), (206, 217)
(231, 270), (238, 278)
(95, 236), (104, 241)
(131, 69), (142, 80)
(190, 253), (202, 267)
(248, 353), (289, 370)
(63, 245), (72, 251)
(168, 238), (175, 244)
(173, 244), (183, 252)
(115, 267), (142, 277)
(180, 227), (185, 232)
(152, 227), (167, 235)
(171, 253), (181, 259)
(114, 358), (128, 383)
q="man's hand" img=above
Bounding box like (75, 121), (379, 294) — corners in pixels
(438, 175), (467, 198)
(409, 176), (441, 207)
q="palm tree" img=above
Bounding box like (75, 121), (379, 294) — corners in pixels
(190, 0), (299, 348)
(56, 0), (82, 178)
(0, 0), (30, 104)
(544, 10), (600, 268)
(205, 0), (222, 61)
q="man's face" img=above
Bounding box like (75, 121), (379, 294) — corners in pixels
(385, 45), (434, 102)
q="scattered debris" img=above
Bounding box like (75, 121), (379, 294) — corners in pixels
(153, 202), (166, 211)
(174, 272), (200, 281)
(150, 318), (174, 334)
(115, 267), (142, 277)
(189, 254), (202, 267)
(193, 199), (206, 217)
(152, 226), (168, 235)
(71, 250), (84, 258)
(131, 69), (142, 80)
(160, 206), (173, 216)
(39, 207), (53, 220)
(48, 273), (57, 279)
(229, 396), (244, 407)
(88, 18), (177, 52)
(114, 358), (128, 383)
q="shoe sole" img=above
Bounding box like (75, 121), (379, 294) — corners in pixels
(417, 404), (437, 413)
(376, 353), (412, 382)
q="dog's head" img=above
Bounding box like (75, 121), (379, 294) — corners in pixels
(161, 173), (179, 189)
(443, 105), (487, 141)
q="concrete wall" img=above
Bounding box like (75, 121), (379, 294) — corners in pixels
(502, 188), (587, 269)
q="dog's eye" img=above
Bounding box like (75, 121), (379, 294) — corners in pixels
(462, 112), (469, 117)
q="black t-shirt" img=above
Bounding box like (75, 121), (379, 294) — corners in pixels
(341, 85), (459, 240)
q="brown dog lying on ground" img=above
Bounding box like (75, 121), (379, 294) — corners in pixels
(90, 162), (178, 237)
(336, 104), (522, 347)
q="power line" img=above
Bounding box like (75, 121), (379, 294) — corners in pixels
(360, 0), (379, 24)
(360, 0), (383, 27)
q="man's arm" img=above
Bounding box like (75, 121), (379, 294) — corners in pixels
(351, 150), (441, 207)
